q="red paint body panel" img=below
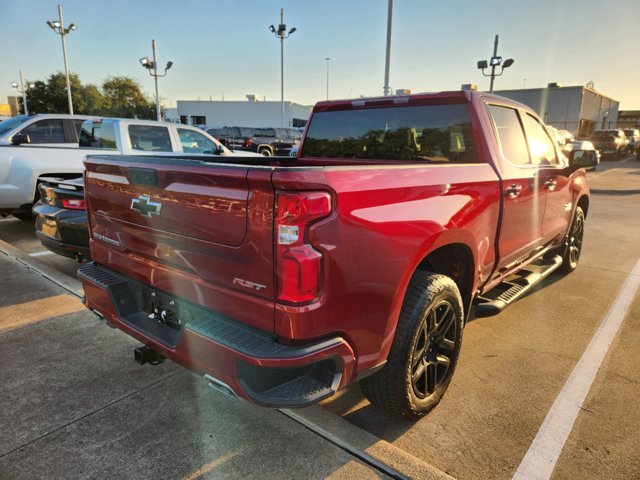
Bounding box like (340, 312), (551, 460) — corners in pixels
(80, 90), (589, 407)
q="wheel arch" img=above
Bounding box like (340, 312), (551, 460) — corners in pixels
(577, 194), (589, 218)
(414, 243), (476, 323)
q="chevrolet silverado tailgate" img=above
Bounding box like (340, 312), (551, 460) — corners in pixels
(84, 155), (275, 332)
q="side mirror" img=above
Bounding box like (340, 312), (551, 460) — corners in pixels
(11, 133), (31, 145)
(568, 150), (598, 170)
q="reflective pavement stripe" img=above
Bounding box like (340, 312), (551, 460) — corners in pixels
(0, 294), (86, 333)
(29, 251), (55, 257)
(513, 259), (640, 480)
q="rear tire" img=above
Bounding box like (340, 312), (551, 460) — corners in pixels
(360, 272), (463, 418)
(559, 206), (585, 274)
(259, 147), (272, 157)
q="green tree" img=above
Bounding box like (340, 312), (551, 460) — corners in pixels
(17, 72), (158, 119)
(101, 76), (157, 119)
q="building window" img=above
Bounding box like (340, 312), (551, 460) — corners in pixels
(180, 116), (189, 125)
(292, 118), (307, 128)
(191, 116), (206, 126)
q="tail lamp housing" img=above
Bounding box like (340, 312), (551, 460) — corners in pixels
(276, 191), (332, 303)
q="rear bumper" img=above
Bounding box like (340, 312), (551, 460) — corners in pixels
(33, 202), (90, 259)
(78, 262), (355, 407)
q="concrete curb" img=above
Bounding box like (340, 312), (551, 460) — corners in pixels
(0, 238), (83, 298)
(590, 189), (640, 195)
(283, 406), (456, 480)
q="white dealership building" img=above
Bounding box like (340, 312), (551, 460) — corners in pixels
(172, 96), (312, 128)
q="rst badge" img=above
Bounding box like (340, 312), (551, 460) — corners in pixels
(131, 195), (162, 218)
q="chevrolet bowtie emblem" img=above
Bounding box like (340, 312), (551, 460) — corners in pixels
(131, 195), (162, 218)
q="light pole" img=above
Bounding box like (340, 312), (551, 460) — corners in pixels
(46, 4), (77, 114)
(269, 8), (296, 127)
(10, 70), (35, 115)
(139, 40), (173, 121)
(325, 57), (330, 100)
(383, 0), (393, 96)
(477, 35), (514, 93)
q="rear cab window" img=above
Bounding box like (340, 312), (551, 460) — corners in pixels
(301, 103), (477, 163)
(79, 119), (118, 149)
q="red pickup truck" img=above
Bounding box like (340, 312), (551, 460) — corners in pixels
(79, 90), (589, 418)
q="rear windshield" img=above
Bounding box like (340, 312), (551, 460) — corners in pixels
(301, 104), (477, 163)
(79, 120), (117, 149)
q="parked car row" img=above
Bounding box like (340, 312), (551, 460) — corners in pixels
(589, 128), (638, 159)
(201, 125), (301, 156)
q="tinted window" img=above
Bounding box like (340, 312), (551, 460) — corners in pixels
(20, 119), (66, 144)
(255, 128), (275, 137)
(72, 119), (85, 139)
(487, 105), (530, 165)
(128, 125), (172, 152)
(177, 128), (220, 154)
(524, 114), (558, 165)
(302, 104), (477, 162)
(79, 120), (117, 149)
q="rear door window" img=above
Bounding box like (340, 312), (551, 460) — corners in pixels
(19, 119), (66, 144)
(79, 120), (117, 149)
(487, 105), (530, 165)
(128, 125), (173, 152)
(302, 103), (477, 162)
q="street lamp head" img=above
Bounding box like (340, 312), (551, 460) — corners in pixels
(269, 25), (276, 33)
(477, 60), (488, 70)
(502, 58), (515, 68)
(490, 56), (502, 67)
(68, 23), (77, 31)
(10, 82), (18, 89)
(28, 83), (35, 89)
(52, 20), (61, 28)
(288, 27), (297, 34)
(139, 57), (151, 67)
(165, 61), (173, 70)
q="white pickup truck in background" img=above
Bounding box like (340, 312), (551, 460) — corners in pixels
(0, 117), (257, 220)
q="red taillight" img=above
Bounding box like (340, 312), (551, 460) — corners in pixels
(62, 198), (86, 210)
(244, 138), (252, 148)
(276, 191), (332, 303)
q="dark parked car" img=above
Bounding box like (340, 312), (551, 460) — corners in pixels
(209, 126), (255, 151)
(250, 127), (301, 156)
(32, 177), (89, 261)
(589, 129), (628, 158)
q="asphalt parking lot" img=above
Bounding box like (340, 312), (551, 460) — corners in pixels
(0, 159), (639, 479)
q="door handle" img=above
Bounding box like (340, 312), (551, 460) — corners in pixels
(505, 184), (523, 197)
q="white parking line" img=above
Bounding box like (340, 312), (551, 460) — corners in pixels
(0, 217), (19, 222)
(513, 259), (640, 480)
(29, 250), (55, 257)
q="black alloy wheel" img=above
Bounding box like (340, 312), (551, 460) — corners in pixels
(410, 300), (457, 399)
(360, 272), (463, 418)
(560, 206), (585, 274)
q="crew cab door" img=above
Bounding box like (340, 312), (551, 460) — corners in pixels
(521, 113), (574, 246)
(486, 104), (546, 271)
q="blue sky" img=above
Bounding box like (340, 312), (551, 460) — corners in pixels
(2, 0), (639, 109)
